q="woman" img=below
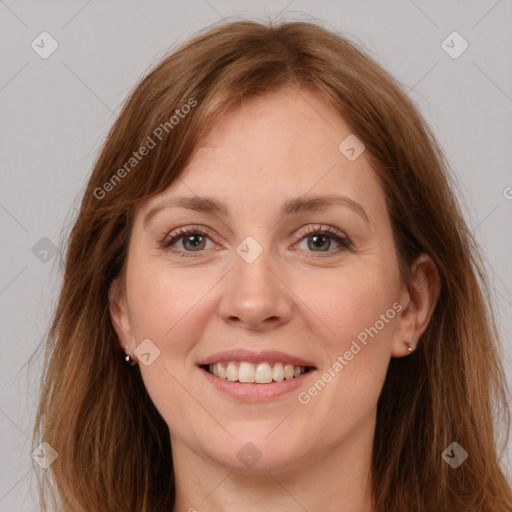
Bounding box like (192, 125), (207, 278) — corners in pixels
(31, 19), (512, 511)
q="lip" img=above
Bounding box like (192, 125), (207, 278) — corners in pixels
(197, 348), (318, 402)
(196, 348), (317, 368)
(199, 365), (317, 401)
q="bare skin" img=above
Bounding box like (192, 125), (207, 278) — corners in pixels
(110, 87), (440, 512)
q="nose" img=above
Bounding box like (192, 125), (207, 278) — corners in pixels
(217, 247), (293, 332)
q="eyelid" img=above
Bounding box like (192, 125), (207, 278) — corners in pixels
(294, 223), (347, 241)
(160, 225), (218, 247)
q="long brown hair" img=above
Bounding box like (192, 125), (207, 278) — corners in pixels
(31, 18), (512, 511)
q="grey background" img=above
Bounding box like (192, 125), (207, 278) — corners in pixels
(1, 0), (511, 509)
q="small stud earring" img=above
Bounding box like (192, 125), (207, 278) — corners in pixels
(122, 346), (137, 367)
(404, 341), (414, 353)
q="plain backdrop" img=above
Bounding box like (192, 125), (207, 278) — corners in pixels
(0, 0), (511, 509)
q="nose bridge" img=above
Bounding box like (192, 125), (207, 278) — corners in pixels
(234, 236), (275, 290)
(217, 234), (293, 330)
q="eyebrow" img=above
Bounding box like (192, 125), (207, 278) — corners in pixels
(143, 194), (370, 227)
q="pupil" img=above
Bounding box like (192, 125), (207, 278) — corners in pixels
(309, 235), (329, 251)
(185, 234), (204, 250)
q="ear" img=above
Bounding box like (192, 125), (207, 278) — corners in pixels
(109, 277), (133, 351)
(391, 253), (441, 358)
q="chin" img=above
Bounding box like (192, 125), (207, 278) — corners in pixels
(199, 430), (312, 474)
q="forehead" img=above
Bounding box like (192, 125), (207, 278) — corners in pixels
(186, 88), (353, 178)
(141, 88), (386, 222)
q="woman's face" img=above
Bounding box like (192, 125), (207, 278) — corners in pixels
(111, 87), (420, 474)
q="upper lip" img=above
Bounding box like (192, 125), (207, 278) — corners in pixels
(197, 348), (317, 368)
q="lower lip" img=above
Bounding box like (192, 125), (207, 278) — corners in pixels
(199, 367), (316, 402)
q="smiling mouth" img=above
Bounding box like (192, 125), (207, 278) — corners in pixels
(201, 361), (314, 384)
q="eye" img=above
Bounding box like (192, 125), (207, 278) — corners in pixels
(160, 224), (351, 259)
(293, 224), (351, 256)
(160, 226), (218, 258)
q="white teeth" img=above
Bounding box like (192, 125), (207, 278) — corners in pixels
(216, 362), (226, 379)
(284, 364), (294, 380)
(226, 362), (238, 381)
(205, 361), (309, 383)
(238, 362), (255, 383)
(272, 362), (285, 382)
(254, 363), (273, 383)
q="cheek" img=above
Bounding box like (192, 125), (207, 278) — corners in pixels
(125, 263), (214, 423)
(126, 261), (220, 356)
(291, 269), (399, 424)
(295, 264), (400, 349)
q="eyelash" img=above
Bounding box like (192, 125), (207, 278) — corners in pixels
(159, 224), (351, 259)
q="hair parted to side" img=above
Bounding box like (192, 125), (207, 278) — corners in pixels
(31, 18), (512, 512)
